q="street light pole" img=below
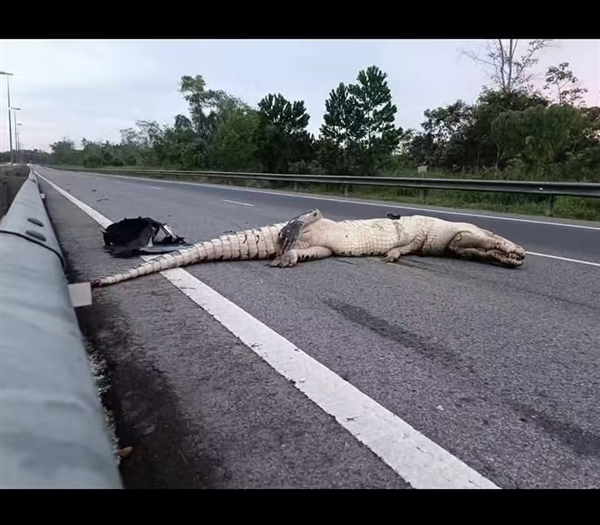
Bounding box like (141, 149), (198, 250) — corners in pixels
(11, 107), (21, 164)
(0, 71), (15, 164)
(16, 123), (22, 164)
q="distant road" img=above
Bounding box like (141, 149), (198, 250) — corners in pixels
(35, 165), (600, 489)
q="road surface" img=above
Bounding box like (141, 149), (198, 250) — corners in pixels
(35, 165), (600, 489)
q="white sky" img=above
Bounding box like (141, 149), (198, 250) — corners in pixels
(1, 39), (598, 152)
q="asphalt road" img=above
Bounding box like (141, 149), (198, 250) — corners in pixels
(36, 165), (600, 489)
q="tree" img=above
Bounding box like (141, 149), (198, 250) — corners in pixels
(320, 65), (401, 175)
(491, 104), (581, 177)
(119, 120), (164, 166)
(178, 74), (245, 143)
(405, 86), (555, 173)
(79, 138), (103, 168)
(212, 106), (261, 171)
(120, 120), (161, 150)
(148, 115), (209, 170)
(319, 83), (362, 173)
(258, 93), (310, 133)
(580, 106), (600, 143)
(101, 147), (116, 166)
(255, 93), (315, 173)
(83, 154), (103, 168)
(464, 40), (553, 95)
(0, 148), (50, 164)
(467, 88), (550, 171)
(410, 100), (474, 169)
(49, 138), (81, 165)
(543, 62), (588, 106)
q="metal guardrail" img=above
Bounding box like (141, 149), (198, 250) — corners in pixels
(0, 167), (122, 489)
(47, 165), (600, 216)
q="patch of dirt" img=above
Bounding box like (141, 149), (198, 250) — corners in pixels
(69, 262), (208, 488)
(44, 198), (211, 488)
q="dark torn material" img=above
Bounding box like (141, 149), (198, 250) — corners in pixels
(277, 210), (320, 255)
(101, 217), (191, 258)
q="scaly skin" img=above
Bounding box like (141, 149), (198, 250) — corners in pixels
(90, 209), (525, 288)
(272, 211), (525, 267)
(90, 210), (321, 287)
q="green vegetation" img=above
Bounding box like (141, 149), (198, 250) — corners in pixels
(4, 39), (599, 220)
(0, 163), (30, 217)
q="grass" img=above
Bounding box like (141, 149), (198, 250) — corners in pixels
(46, 164), (600, 222)
(84, 340), (120, 462)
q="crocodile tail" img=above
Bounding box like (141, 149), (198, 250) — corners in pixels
(90, 222), (286, 288)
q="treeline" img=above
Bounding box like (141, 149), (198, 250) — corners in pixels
(15, 41), (600, 183)
(0, 148), (52, 164)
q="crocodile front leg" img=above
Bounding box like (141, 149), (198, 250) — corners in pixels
(269, 246), (333, 267)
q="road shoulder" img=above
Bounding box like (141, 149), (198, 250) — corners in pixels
(39, 177), (410, 489)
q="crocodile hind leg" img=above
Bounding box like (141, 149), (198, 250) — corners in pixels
(382, 248), (402, 263)
(269, 246), (333, 268)
(381, 237), (425, 263)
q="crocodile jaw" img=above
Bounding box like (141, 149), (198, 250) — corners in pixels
(479, 246), (525, 267)
(448, 230), (526, 267)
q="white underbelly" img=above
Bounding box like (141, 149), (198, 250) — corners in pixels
(324, 223), (400, 256)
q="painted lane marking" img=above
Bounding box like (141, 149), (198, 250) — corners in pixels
(222, 199), (255, 207)
(525, 251), (600, 268)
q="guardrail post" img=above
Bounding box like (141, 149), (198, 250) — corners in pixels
(0, 167), (122, 489)
(343, 184), (349, 197)
(545, 195), (555, 216)
(293, 181), (298, 192)
(419, 188), (428, 204)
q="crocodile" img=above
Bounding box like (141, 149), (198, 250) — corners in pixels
(90, 209), (525, 287)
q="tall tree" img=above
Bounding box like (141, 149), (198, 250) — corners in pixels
(319, 83), (362, 173)
(464, 40), (553, 95)
(178, 75), (245, 143)
(543, 62), (588, 106)
(255, 93), (314, 173)
(320, 65), (401, 175)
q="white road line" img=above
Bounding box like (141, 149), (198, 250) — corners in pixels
(36, 170), (499, 489)
(222, 199), (255, 207)
(149, 186), (162, 190)
(368, 252), (600, 269)
(39, 175), (112, 229)
(40, 166), (600, 231)
(526, 251), (600, 268)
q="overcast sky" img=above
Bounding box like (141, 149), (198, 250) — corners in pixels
(1, 39), (598, 152)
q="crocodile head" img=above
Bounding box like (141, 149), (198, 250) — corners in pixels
(447, 228), (526, 267)
(277, 209), (323, 253)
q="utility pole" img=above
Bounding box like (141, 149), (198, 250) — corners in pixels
(0, 71), (15, 164)
(12, 108), (21, 164)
